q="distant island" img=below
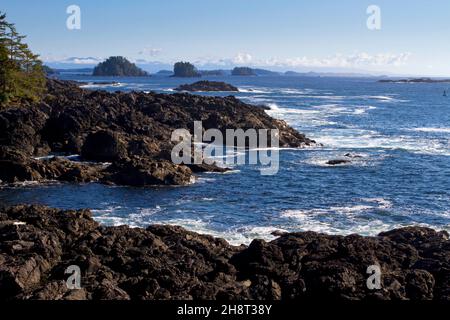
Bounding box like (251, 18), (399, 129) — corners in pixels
(378, 78), (450, 83)
(172, 61), (201, 77)
(92, 56), (149, 77)
(155, 70), (174, 76)
(232, 67), (257, 76)
(43, 65), (58, 76)
(199, 70), (226, 76)
(174, 80), (239, 92)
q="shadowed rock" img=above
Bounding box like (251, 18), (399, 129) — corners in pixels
(0, 79), (315, 187)
(0, 205), (448, 300)
(326, 159), (351, 166)
(174, 81), (239, 92)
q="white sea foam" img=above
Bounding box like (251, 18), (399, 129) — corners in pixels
(409, 127), (450, 134)
(33, 154), (80, 161)
(154, 218), (288, 245)
(278, 88), (315, 95)
(279, 199), (401, 235)
(361, 198), (393, 209)
(79, 82), (124, 89)
(196, 177), (217, 183)
(221, 169), (241, 174)
(93, 205), (162, 227)
(358, 95), (409, 103)
(303, 154), (372, 167)
(238, 87), (271, 94)
(308, 128), (450, 156)
(264, 100), (450, 156)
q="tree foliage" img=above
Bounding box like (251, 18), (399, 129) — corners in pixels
(173, 61), (201, 77)
(231, 67), (256, 76)
(0, 12), (46, 108)
(92, 56), (148, 76)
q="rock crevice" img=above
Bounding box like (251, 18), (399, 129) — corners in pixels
(0, 80), (314, 187)
(0, 205), (448, 300)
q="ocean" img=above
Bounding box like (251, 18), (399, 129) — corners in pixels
(1, 74), (449, 245)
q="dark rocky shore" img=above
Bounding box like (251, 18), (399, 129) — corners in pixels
(0, 79), (314, 187)
(174, 81), (239, 92)
(0, 205), (448, 300)
(2, 80), (448, 301)
(379, 78), (450, 83)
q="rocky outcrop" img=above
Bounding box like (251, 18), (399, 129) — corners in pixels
(379, 78), (450, 83)
(81, 130), (128, 162)
(326, 159), (351, 166)
(175, 81), (239, 92)
(0, 205), (448, 300)
(0, 79), (314, 187)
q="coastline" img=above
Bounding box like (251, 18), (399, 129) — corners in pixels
(0, 79), (314, 187)
(1, 79), (449, 301)
(0, 205), (448, 300)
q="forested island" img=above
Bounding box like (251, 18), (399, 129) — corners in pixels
(92, 56), (149, 77)
(172, 61), (201, 77)
(232, 67), (257, 76)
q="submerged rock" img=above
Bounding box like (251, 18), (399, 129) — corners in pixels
(326, 159), (351, 166)
(0, 205), (448, 300)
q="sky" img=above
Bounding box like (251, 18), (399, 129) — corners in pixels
(2, 0), (450, 75)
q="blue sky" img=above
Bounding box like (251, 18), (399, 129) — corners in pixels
(2, 0), (450, 75)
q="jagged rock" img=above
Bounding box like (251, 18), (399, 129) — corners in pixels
(0, 79), (315, 187)
(104, 157), (193, 186)
(0, 205), (448, 301)
(81, 130), (128, 162)
(175, 81), (239, 92)
(326, 159), (351, 166)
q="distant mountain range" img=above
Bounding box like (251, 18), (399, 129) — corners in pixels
(52, 66), (387, 78)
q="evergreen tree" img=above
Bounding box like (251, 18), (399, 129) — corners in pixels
(0, 12), (46, 108)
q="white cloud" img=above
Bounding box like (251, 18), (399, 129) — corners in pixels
(67, 57), (103, 64)
(267, 52), (412, 68)
(232, 52), (253, 64)
(138, 47), (163, 57)
(42, 56), (104, 65)
(191, 52), (411, 69)
(42, 51), (412, 71)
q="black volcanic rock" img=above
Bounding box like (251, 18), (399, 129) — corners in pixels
(0, 205), (448, 300)
(379, 78), (450, 83)
(81, 130), (128, 162)
(174, 81), (239, 92)
(104, 157), (193, 187)
(326, 159), (351, 165)
(0, 79), (314, 186)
